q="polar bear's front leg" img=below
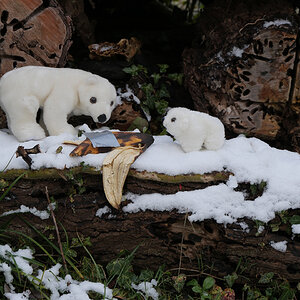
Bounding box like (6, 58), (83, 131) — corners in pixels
(7, 96), (46, 142)
(43, 95), (78, 137)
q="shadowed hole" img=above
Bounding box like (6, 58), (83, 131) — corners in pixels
(287, 69), (293, 76)
(243, 89), (250, 96)
(119, 110), (126, 116)
(285, 55), (293, 63)
(48, 53), (56, 59)
(0, 26), (7, 36)
(243, 71), (251, 76)
(235, 87), (242, 94)
(13, 22), (23, 31)
(240, 74), (250, 82)
(1, 11), (8, 23)
(264, 38), (268, 46)
(282, 47), (289, 56)
(269, 41), (273, 48)
(203, 223), (214, 234)
(253, 40), (263, 54)
(132, 102), (140, 111)
(9, 18), (18, 26)
(279, 81), (284, 89)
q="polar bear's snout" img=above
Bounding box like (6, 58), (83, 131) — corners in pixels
(97, 114), (107, 123)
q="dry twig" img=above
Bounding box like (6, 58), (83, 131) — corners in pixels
(45, 186), (68, 273)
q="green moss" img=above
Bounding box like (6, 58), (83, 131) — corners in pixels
(0, 167), (231, 184)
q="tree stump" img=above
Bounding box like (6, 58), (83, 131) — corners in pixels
(0, 0), (72, 76)
(1, 168), (300, 283)
(183, 0), (300, 150)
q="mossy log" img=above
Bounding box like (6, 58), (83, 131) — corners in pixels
(1, 167), (300, 283)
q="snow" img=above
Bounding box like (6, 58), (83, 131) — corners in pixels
(117, 85), (140, 104)
(131, 279), (159, 300)
(0, 246), (115, 300)
(263, 19), (292, 28)
(4, 291), (30, 300)
(1, 205), (50, 220)
(1, 129), (300, 224)
(0, 245), (33, 291)
(292, 224), (300, 234)
(270, 240), (287, 252)
(96, 206), (111, 218)
(230, 46), (245, 57)
(237, 221), (250, 233)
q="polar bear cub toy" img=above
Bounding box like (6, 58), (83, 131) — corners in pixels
(0, 66), (117, 141)
(163, 107), (225, 152)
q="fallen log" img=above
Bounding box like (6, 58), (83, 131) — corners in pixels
(0, 167), (300, 283)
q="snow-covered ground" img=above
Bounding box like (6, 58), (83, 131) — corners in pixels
(1, 127), (300, 225)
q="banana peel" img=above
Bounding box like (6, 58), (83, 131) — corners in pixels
(102, 146), (143, 209)
(69, 131), (154, 209)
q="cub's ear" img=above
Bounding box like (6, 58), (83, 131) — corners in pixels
(86, 75), (99, 85)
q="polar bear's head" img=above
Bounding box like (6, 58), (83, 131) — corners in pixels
(163, 107), (190, 138)
(78, 75), (117, 124)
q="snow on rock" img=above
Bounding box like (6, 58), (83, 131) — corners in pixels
(1, 129), (300, 224)
(270, 241), (288, 252)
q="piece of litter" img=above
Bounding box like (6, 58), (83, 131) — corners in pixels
(84, 130), (120, 148)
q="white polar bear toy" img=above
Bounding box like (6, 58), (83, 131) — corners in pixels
(163, 107), (225, 152)
(0, 66), (117, 142)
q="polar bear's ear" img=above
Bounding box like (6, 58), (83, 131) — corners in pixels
(86, 75), (99, 85)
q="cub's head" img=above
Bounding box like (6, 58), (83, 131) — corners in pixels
(78, 75), (117, 124)
(163, 107), (190, 137)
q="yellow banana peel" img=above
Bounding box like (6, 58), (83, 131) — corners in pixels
(102, 146), (143, 209)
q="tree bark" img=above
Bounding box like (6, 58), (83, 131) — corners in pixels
(0, 0), (72, 76)
(1, 168), (300, 283)
(183, 0), (300, 151)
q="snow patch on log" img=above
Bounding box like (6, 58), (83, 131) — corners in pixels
(263, 19), (292, 28)
(1, 205), (50, 220)
(270, 240), (288, 252)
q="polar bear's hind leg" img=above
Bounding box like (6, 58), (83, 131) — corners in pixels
(9, 96), (46, 141)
